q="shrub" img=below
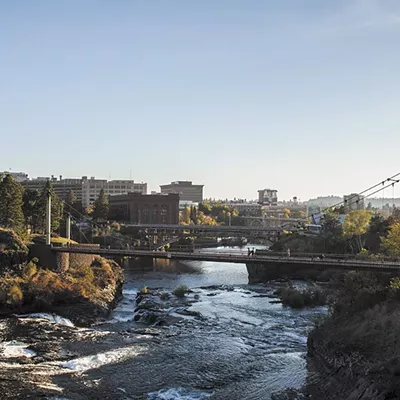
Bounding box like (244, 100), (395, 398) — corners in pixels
(173, 285), (189, 298)
(140, 286), (148, 295)
(278, 286), (327, 308)
(160, 292), (170, 300)
(22, 261), (37, 280)
(91, 257), (115, 288)
(7, 284), (23, 306)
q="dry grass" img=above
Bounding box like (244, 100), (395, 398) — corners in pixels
(0, 256), (122, 310)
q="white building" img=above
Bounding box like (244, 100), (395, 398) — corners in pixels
(344, 193), (365, 213)
(81, 176), (147, 207)
(2, 171), (29, 182)
(23, 175), (147, 207)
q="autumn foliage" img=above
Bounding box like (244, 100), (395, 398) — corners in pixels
(0, 256), (122, 310)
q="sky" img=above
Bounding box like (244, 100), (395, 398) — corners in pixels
(1, 0), (400, 201)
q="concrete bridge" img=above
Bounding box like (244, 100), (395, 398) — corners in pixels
(51, 246), (400, 273)
(121, 224), (282, 237)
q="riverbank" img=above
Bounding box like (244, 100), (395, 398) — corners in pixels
(302, 271), (400, 399)
(0, 273), (325, 399)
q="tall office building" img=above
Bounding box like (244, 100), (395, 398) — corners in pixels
(160, 181), (203, 203)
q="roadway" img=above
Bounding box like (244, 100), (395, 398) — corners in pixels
(122, 224), (282, 232)
(51, 246), (400, 273)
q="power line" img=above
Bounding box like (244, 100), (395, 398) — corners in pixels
(61, 199), (133, 246)
(308, 172), (400, 221)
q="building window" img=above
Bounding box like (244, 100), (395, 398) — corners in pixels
(152, 205), (159, 224)
(160, 205), (168, 224)
(142, 205), (150, 224)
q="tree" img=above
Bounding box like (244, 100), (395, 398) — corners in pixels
(66, 190), (77, 209)
(365, 214), (391, 253)
(190, 205), (197, 223)
(35, 180), (64, 233)
(392, 207), (400, 222)
(198, 202), (212, 215)
(291, 210), (307, 219)
(22, 188), (41, 232)
(180, 206), (191, 225)
(64, 189), (83, 218)
(0, 174), (24, 233)
(382, 223), (400, 256)
(319, 211), (347, 254)
(196, 211), (217, 226)
(343, 210), (371, 253)
(282, 208), (291, 218)
(92, 188), (109, 220)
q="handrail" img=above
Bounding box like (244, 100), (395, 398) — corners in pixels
(51, 246), (400, 269)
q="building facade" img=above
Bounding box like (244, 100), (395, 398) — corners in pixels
(109, 193), (179, 224)
(160, 181), (204, 203)
(222, 202), (262, 217)
(258, 189), (278, 205)
(2, 171), (29, 182)
(23, 176), (83, 202)
(344, 193), (365, 213)
(23, 175), (147, 207)
(81, 177), (147, 208)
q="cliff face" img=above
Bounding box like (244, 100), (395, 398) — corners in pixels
(0, 228), (29, 274)
(305, 297), (400, 399)
(0, 230), (124, 326)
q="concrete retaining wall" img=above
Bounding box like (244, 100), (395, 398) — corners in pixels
(246, 262), (337, 283)
(29, 244), (100, 272)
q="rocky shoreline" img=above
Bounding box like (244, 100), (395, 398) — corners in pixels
(0, 285), (209, 399)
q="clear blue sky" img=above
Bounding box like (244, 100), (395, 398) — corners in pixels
(1, 0), (400, 201)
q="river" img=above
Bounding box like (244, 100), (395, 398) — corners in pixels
(0, 245), (326, 399)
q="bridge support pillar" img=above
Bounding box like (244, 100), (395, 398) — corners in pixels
(126, 256), (154, 272)
(66, 214), (71, 242)
(45, 193), (51, 246)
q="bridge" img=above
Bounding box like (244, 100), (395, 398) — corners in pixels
(122, 223), (283, 233)
(51, 246), (400, 273)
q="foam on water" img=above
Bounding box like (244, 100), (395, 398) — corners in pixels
(60, 345), (145, 371)
(18, 313), (74, 327)
(1, 341), (37, 358)
(147, 387), (213, 400)
(107, 288), (137, 323)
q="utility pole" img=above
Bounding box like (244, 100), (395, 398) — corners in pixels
(66, 213), (71, 242)
(45, 192), (51, 246)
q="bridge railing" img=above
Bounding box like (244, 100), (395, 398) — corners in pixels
(52, 245), (400, 269)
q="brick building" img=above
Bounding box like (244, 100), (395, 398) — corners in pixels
(109, 193), (179, 224)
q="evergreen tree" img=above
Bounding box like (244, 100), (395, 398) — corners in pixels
(180, 206), (191, 224)
(66, 189), (77, 208)
(22, 188), (41, 232)
(190, 205), (197, 223)
(0, 174), (25, 232)
(36, 181), (63, 233)
(65, 189), (80, 217)
(92, 188), (109, 220)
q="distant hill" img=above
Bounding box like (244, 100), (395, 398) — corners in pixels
(306, 196), (343, 208)
(306, 196), (400, 210)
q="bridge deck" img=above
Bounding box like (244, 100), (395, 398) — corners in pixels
(52, 247), (400, 272)
(121, 224), (281, 232)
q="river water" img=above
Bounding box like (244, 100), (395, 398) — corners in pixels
(0, 245), (326, 399)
